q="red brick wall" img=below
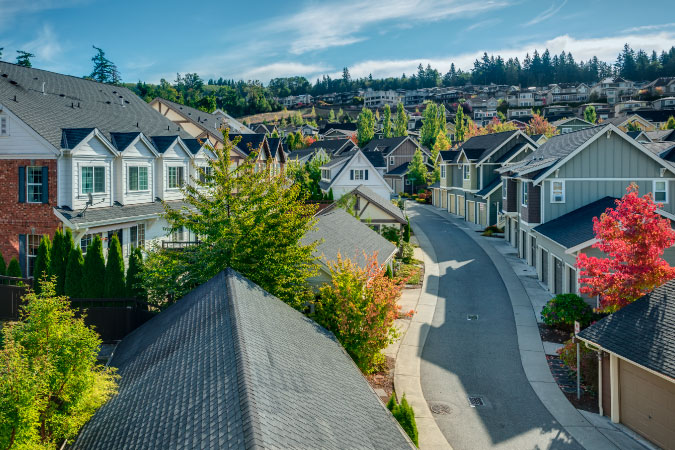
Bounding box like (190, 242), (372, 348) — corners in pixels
(0, 159), (61, 265)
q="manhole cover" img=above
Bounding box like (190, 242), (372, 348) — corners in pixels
(430, 403), (452, 415)
(468, 396), (485, 407)
(467, 314), (479, 321)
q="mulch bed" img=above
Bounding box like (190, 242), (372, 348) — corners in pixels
(366, 356), (395, 402)
(538, 323), (573, 344)
(546, 355), (599, 413)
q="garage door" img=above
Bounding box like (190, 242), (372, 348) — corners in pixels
(479, 203), (487, 226)
(441, 191), (446, 209)
(467, 201), (475, 222)
(620, 359), (675, 449)
(449, 194), (455, 213)
(458, 197), (465, 216)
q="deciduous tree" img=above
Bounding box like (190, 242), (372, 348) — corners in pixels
(357, 107), (375, 146)
(382, 104), (392, 138)
(577, 184), (675, 312)
(407, 148), (428, 192)
(584, 105), (597, 124)
(525, 113), (558, 138)
(394, 102), (408, 137)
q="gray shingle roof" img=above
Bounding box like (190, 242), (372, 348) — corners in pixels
(363, 150), (386, 168)
(0, 62), (192, 150)
(360, 136), (410, 155)
(72, 269), (413, 449)
(324, 185), (406, 224)
(476, 177), (502, 197)
(55, 200), (189, 227)
(385, 163), (409, 176)
(304, 209), (397, 268)
(532, 197), (617, 249)
(307, 138), (355, 155)
(153, 98), (252, 137)
(456, 130), (518, 162)
(578, 278), (675, 380)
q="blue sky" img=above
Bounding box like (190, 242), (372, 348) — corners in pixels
(0, 0), (674, 84)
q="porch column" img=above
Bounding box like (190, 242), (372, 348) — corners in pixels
(610, 353), (620, 423)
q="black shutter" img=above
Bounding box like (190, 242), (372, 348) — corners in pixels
(350, 170), (354, 180)
(365, 170), (369, 180)
(41, 166), (49, 204)
(18, 234), (26, 278)
(18, 166), (25, 203)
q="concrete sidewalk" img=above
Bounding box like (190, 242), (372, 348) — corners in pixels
(389, 227), (452, 449)
(423, 204), (653, 450)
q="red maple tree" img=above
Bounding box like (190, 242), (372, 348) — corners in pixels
(577, 183), (675, 312)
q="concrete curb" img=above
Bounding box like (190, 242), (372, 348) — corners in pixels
(421, 204), (648, 450)
(393, 204), (453, 449)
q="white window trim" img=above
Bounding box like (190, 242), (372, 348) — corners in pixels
(80, 165), (106, 195)
(353, 169), (366, 181)
(441, 164), (446, 179)
(463, 164), (471, 181)
(127, 165), (150, 192)
(653, 179), (669, 204)
(550, 179), (565, 203)
(26, 166), (43, 204)
(521, 182), (528, 207)
(167, 165), (185, 190)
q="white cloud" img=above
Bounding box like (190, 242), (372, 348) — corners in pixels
(323, 30), (675, 79)
(524, 0), (568, 27)
(23, 24), (63, 62)
(272, 0), (511, 54)
(622, 22), (675, 33)
(240, 62), (332, 81)
(466, 18), (501, 31)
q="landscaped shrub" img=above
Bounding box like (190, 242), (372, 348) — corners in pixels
(385, 264), (394, 279)
(381, 225), (400, 244)
(33, 235), (51, 294)
(558, 339), (599, 393)
(482, 229), (494, 237)
(400, 241), (414, 264)
(65, 246), (84, 298)
(386, 393), (419, 447)
(49, 229), (69, 295)
(403, 219), (411, 243)
(484, 225), (503, 233)
(0, 250), (6, 276)
(105, 234), (126, 298)
(7, 257), (22, 279)
(541, 294), (594, 330)
(83, 235), (105, 298)
(126, 247), (147, 300)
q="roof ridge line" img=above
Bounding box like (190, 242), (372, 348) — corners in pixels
(225, 269), (265, 448)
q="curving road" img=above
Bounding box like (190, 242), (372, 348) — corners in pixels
(408, 203), (582, 450)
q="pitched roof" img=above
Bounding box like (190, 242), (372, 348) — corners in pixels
(0, 62), (196, 152)
(110, 131), (142, 152)
(438, 150), (458, 162)
(304, 209), (397, 269)
(319, 122), (357, 134)
(494, 142), (529, 163)
(150, 135), (180, 154)
(456, 130), (519, 162)
(54, 200), (189, 228)
(307, 138), (355, 155)
(532, 197), (617, 249)
(362, 150), (386, 168)
(385, 163), (409, 176)
(230, 133), (267, 156)
(153, 98), (252, 137)
(349, 185), (406, 224)
(632, 108), (675, 123)
(360, 136), (411, 155)
(578, 279), (675, 381)
(476, 177), (502, 197)
(646, 129), (675, 142)
(72, 270), (413, 449)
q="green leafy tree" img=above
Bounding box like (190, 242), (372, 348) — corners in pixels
(407, 149), (428, 191)
(314, 254), (403, 373)
(357, 107), (375, 146)
(310, 106), (317, 118)
(0, 280), (118, 448)
(89, 46), (121, 84)
(65, 246), (84, 299)
(584, 105), (597, 124)
(33, 235), (51, 294)
(664, 116), (675, 130)
(394, 103), (408, 137)
(7, 258), (22, 279)
(15, 50), (35, 68)
(104, 234), (126, 298)
(126, 247), (146, 300)
(625, 121), (641, 132)
(382, 104), (393, 138)
(328, 109), (336, 122)
(143, 131), (319, 308)
(83, 235), (105, 298)
(337, 108), (344, 121)
(420, 103), (439, 149)
(429, 130), (450, 183)
(455, 104), (466, 142)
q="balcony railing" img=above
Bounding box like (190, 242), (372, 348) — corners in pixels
(161, 240), (200, 250)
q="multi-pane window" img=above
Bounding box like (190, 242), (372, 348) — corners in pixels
(199, 166), (212, 183)
(27, 234), (40, 277)
(27, 166), (43, 203)
(171, 226), (186, 242)
(440, 164), (446, 179)
(502, 179), (507, 199)
(353, 169), (367, 180)
(129, 224), (145, 253)
(390, 156), (395, 166)
(0, 116), (7, 136)
(321, 169), (331, 180)
(522, 182), (529, 206)
(168, 166), (184, 189)
(128, 166), (148, 191)
(551, 180), (565, 203)
(82, 166), (105, 193)
(80, 234), (93, 254)
(463, 164), (470, 180)
(654, 180), (668, 203)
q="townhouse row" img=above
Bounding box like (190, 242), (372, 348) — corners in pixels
(431, 123), (675, 304)
(0, 62), (283, 278)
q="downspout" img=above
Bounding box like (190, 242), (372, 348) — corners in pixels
(597, 351), (604, 416)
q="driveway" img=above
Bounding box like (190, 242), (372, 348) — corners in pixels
(407, 203), (582, 450)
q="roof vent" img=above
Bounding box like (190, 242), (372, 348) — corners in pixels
(105, 100), (111, 104)
(78, 102), (80, 108)
(9, 80), (17, 85)
(119, 97), (125, 107)
(41, 82), (46, 95)
(59, 93), (65, 97)
(112, 90), (117, 94)
(1, 74), (6, 77)
(136, 122), (139, 127)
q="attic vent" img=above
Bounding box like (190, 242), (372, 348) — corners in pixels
(112, 90), (117, 94)
(105, 101), (111, 104)
(9, 80), (17, 85)
(59, 93), (65, 97)
(1, 74), (7, 77)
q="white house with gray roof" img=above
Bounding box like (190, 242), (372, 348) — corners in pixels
(319, 148), (393, 199)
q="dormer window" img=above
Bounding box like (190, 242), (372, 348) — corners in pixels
(321, 169), (331, 181)
(168, 166), (184, 189)
(463, 164), (470, 181)
(82, 166), (105, 194)
(128, 166), (149, 192)
(0, 115), (7, 136)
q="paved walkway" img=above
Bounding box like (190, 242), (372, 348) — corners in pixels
(412, 202), (653, 450)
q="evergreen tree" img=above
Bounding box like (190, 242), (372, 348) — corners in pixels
(420, 103), (439, 149)
(403, 219), (411, 243)
(48, 229), (68, 295)
(394, 103), (408, 137)
(584, 105), (597, 124)
(382, 104), (393, 138)
(437, 104), (447, 140)
(126, 247), (146, 300)
(0, 250), (5, 276)
(65, 246), (84, 298)
(327, 188), (334, 201)
(455, 104), (466, 142)
(328, 109), (336, 122)
(83, 235), (105, 298)
(89, 46), (121, 84)
(7, 257), (22, 279)
(664, 116), (675, 130)
(385, 264), (393, 279)
(357, 107), (375, 146)
(104, 234), (126, 298)
(33, 235), (51, 294)
(337, 108), (344, 121)
(16, 50), (35, 68)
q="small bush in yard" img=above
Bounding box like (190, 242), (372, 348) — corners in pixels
(558, 339), (599, 393)
(400, 242), (414, 264)
(386, 393), (419, 446)
(7, 257), (22, 279)
(381, 225), (400, 245)
(541, 293), (593, 329)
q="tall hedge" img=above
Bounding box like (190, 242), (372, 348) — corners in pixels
(126, 246), (146, 300)
(33, 235), (51, 294)
(65, 246), (84, 298)
(83, 235), (105, 298)
(104, 234), (126, 298)
(49, 230), (67, 294)
(7, 257), (22, 279)
(0, 250), (6, 276)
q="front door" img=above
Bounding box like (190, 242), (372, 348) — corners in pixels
(541, 249), (548, 284)
(530, 236), (537, 267)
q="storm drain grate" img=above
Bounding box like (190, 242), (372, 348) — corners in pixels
(468, 396), (485, 407)
(467, 314), (479, 321)
(430, 403), (452, 415)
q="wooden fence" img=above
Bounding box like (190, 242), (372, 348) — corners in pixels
(0, 276), (156, 342)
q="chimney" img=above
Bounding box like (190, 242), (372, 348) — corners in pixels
(41, 82), (46, 95)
